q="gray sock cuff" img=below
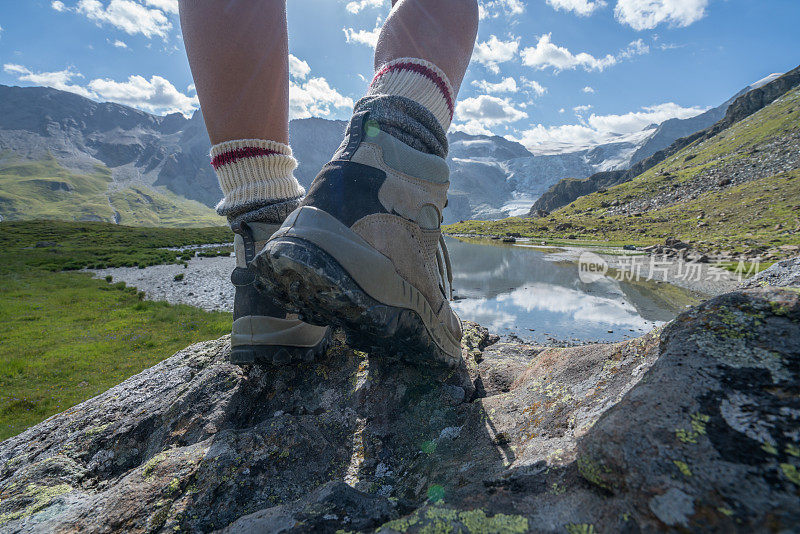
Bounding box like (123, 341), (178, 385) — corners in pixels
(220, 196), (302, 228)
(353, 95), (448, 158)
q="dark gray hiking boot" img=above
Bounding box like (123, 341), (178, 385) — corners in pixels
(230, 221), (331, 365)
(250, 111), (463, 367)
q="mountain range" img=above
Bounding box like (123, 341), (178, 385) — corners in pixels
(447, 66), (800, 263)
(0, 73), (783, 226)
(529, 70), (796, 214)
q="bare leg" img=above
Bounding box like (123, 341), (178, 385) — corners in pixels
(179, 0), (289, 145)
(376, 0), (479, 96)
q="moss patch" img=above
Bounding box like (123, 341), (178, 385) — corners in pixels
(0, 483), (73, 526)
(380, 506), (529, 533)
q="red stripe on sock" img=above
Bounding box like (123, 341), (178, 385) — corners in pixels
(210, 147), (282, 169)
(371, 62), (454, 120)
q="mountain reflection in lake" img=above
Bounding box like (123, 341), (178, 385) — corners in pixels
(446, 237), (696, 343)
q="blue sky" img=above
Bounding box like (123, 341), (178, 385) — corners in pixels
(1, 0), (798, 154)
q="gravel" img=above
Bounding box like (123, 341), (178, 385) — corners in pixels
(739, 255), (800, 289)
(87, 256), (236, 312)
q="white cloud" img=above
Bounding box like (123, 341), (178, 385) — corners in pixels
(143, 0), (178, 14)
(454, 94), (528, 135)
(559, 108), (566, 113)
(546, 0), (607, 16)
(615, 0), (708, 30)
(77, 0), (172, 39)
(87, 75), (198, 115)
(521, 33), (616, 71)
(290, 77), (354, 119)
(4, 63), (198, 116)
(472, 35), (519, 74)
(586, 102), (704, 133)
(344, 0), (386, 14)
(3, 63), (96, 99)
(618, 38), (649, 58)
(288, 54), (311, 80)
(187, 83), (195, 92)
(51, 1), (66, 11)
(574, 104), (593, 113)
(513, 102), (707, 154)
(472, 77), (518, 94)
(342, 19), (381, 48)
(479, 0), (525, 19)
(521, 34), (649, 72)
(451, 121), (494, 136)
(287, 57), (354, 119)
(583, 86), (595, 93)
(112, 39), (128, 48)
(521, 77), (547, 96)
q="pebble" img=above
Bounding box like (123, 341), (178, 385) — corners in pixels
(87, 256), (236, 312)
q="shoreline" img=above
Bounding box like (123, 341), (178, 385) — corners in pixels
(83, 240), (741, 348)
(447, 233), (742, 297)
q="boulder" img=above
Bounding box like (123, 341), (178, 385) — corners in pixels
(740, 255), (800, 289)
(1, 286), (799, 532)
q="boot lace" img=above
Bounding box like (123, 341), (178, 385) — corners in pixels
(435, 235), (454, 301)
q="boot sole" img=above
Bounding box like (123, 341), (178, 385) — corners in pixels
(229, 332), (331, 366)
(251, 236), (461, 368)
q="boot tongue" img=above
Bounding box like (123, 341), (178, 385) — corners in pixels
(417, 204), (442, 230)
(234, 222), (281, 264)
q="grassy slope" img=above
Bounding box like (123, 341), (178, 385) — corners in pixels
(447, 86), (800, 257)
(0, 155), (225, 227)
(0, 220), (233, 271)
(0, 221), (234, 440)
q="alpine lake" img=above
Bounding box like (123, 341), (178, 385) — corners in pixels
(445, 236), (701, 345)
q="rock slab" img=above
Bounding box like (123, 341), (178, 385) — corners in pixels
(1, 286), (799, 532)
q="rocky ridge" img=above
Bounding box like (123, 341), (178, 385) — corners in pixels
(530, 65), (800, 215)
(1, 256), (799, 532)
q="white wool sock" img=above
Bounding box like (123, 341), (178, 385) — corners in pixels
(210, 138), (305, 215)
(367, 57), (455, 132)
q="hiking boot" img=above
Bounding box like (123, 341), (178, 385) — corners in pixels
(250, 111), (462, 367)
(230, 221), (331, 365)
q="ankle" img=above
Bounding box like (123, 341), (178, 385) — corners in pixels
(368, 58), (455, 132)
(211, 138), (305, 226)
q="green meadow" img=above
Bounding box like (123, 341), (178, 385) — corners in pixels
(0, 221), (234, 440)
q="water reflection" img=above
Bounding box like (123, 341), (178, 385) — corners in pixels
(446, 237), (692, 343)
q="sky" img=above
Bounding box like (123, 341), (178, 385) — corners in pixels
(0, 0), (798, 155)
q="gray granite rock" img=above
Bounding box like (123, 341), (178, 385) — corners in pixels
(1, 285), (798, 532)
(740, 255), (800, 290)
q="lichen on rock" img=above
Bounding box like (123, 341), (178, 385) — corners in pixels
(0, 273), (798, 532)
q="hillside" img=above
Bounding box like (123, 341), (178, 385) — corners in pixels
(0, 154), (224, 227)
(530, 66), (800, 214)
(447, 83), (800, 261)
